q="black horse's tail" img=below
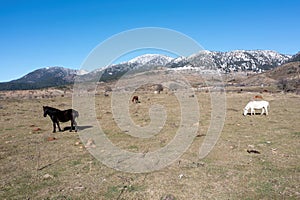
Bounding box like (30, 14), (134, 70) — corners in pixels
(72, 110), (79, 118)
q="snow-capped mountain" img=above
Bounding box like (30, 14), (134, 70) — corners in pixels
(168, 50), (291, 73)
(92, 50), (291, 82)
(94, 54), (175, 82)
(0, 50), (296, 90)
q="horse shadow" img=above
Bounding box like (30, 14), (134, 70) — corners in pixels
(244, 113), (267, 116)
(63, 125), (93, 132)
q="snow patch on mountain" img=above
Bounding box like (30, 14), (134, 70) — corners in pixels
(128, 54), (174, 66)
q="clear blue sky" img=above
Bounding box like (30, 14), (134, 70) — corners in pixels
(0, 0), (299, 82)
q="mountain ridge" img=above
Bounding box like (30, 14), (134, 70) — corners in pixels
(0, 50), (296, 90)
(0, 67), (80, 90)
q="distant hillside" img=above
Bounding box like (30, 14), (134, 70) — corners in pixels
(0, 67), (79, 90)
(239, 61), (300, 92)
(266, 61), (300, 80)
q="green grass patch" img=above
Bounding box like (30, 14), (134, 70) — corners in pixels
(255, 181), (276, 198)
(104, 185), (120, 199)
(0, 172), (60, 199)
(291, 132), (300, 136)
(70, 160), (82, 166)
(44, 195), (73, 200)
(128, 145), (139, 151)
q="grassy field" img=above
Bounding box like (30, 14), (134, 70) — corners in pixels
(0, 90), (299, 199)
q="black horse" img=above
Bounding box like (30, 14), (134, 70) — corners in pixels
(43, 106), (79, 133)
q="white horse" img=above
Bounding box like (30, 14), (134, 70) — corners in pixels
(243, 100), (269, 116)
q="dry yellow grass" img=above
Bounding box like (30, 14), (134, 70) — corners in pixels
(0, 90), (299, 199)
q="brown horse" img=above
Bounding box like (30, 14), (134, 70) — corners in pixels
(43, 106), (79, 132)
(254, 95), (263, 100)
(132, 96), (139, 103)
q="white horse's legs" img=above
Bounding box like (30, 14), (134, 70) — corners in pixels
(261, 108), (265, 115)
(260, 107), (268, 115)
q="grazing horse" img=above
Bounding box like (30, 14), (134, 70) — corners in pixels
(43, 106), (79, 132)
(254, 95), (263, 99)
(132, 96), (139, 103)
(243, 100), (269, 116)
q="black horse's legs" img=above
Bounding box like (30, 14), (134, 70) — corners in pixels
(70, 121), (73, 132)
(73, 120), (78, 132)
(52, 122), (56, 133)
(56, 121), (62, 132)
(70, 120), (78, 132)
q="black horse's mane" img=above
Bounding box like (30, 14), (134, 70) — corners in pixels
(44, 106), (61, 112)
